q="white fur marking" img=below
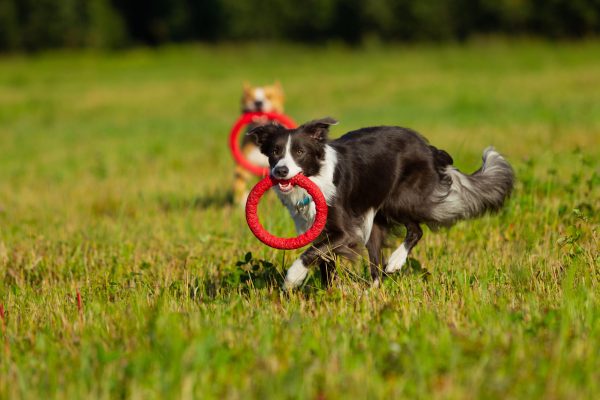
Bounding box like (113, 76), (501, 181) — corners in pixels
(385, 243), (409, 273)
(481, 148), (503, 174)
(309, 145), (338, 206)
(356, 208), (375, 245)
(273, 136), (302, 179)
(273, 185), (315, 234)
(249, 87), (272, 111)
(253, 88), (265, 101)
(273, 144), (338, 235)
(284, 259), (309, 289)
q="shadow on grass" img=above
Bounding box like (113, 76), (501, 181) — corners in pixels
(400, 258), (432, 281)
(158, 189), (234, 212)
(170, 253), (432, 302)
(174, 252), (284, 301)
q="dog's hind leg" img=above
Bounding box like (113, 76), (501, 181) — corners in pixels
(366, 223), (387, 287)
(385, 222), (422, 274)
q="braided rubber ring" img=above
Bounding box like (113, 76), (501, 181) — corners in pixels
(229, 112), (297, 176)
(245, 175), (328, 250)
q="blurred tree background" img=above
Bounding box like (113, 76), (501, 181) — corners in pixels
(0, 0), (599, 51)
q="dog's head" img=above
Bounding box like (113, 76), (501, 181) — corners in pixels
(248, 117), (337, 193)
(241, 81), (285, 114)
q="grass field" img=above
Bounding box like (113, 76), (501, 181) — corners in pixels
(0, 40), (599, 399)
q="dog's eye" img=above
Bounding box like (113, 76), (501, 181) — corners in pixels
(272, 146), (281, 155)
(296, 148), (304, 156)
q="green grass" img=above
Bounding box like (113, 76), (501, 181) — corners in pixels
(0, 40), (599, 399)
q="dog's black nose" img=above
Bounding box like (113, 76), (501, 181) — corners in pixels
(273, 166), (289, 178)
(254, 100), (263, 110)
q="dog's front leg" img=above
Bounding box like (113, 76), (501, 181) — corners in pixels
(284, 258), (311, 289)
(284, 231), (347, 290)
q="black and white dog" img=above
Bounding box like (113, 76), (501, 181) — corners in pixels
(249, 118), (514, 289)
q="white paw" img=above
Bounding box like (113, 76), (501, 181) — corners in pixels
(284, 259), (309, 290)
(385, 244), (409, 273)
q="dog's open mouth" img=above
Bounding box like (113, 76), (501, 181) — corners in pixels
(278, 182), (293, 193)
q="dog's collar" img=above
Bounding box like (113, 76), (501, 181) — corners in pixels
(295, 195), (312, 214)
(297, 195), (312, 207)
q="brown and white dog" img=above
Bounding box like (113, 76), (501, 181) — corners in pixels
(233, 81), (286, 206)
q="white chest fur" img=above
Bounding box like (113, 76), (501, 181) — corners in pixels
(275, 145), (338, 234)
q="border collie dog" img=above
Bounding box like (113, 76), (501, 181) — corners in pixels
(249, 118), (514, 289)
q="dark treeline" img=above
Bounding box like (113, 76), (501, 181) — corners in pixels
(1, 0), (600, 51)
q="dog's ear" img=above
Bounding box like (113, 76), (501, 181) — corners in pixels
(301, 117), (338, 142)
(243, 81), (251, 93)
(272, 80), (284, 96)
(246, 123), (282, 147)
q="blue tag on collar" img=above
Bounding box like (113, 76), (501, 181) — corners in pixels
(296, 195), (312, 207)
(295, 195), (313, 213)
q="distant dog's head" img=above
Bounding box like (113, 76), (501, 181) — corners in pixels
(248, 117), (338, 193)
(241, 81), (285, 114)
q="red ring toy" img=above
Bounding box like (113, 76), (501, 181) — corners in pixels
(246, 174), (328, 250)
(229, 111), (297, 176)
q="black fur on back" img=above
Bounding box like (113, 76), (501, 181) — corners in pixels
(325, 126), (513, 230)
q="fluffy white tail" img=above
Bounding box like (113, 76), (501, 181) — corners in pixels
(430, 147), (514, 225)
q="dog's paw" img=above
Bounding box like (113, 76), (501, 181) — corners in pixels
(384, 263), (404, 273)
(283, 280), (301, 291)
(385, 244), (409, 273)
(284, 259), (309, 290)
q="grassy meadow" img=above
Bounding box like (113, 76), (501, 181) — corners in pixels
(0, 41), (599, 399)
